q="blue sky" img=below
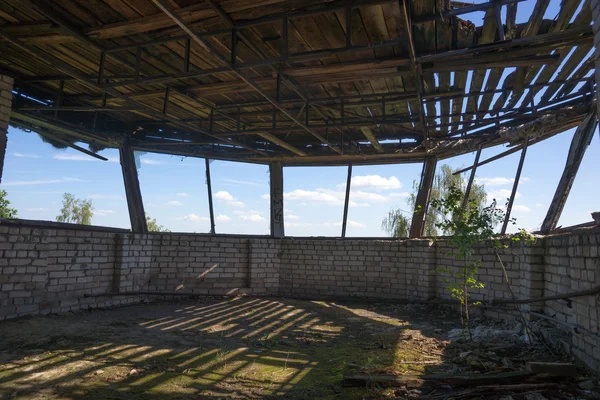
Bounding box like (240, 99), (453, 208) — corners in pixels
(1, 0), (597, 236)
(1, 125), (598, 236)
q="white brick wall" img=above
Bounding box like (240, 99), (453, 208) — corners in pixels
(1, 222), (599, 370)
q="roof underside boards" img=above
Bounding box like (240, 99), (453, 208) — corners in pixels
(0, 0), (594, 166)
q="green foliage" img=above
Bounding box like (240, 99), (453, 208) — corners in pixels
(381, 208), (410, 238)
(56, 193), (93, 225)
(146, 215), (170, 232)
(430, 186), (506, 335)
(382, 164), (487, 237)
(0, 190), (18, 219)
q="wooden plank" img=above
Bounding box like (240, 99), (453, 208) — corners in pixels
(256, 132), (307, 156)
(555, 58), (594, 99)
(540, 108), (597, 233)
(527, 362), (578, 377)
(463, 5), (497, 127)
(401, 0), (428, 135)
(343, 370), (535, 387)
(120, 140), (148, 233)
(151, 0), (343, 155)
(0, 32), (269, 156)
(451, 18), (475, 132)
(410, 156), (437, 238)
(507, 0), (578, 108)
(529, 0), (591, 102)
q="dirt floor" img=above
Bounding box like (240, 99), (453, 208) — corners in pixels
(0, 297), (597, 400)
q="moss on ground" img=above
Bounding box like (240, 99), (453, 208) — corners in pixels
(0, 298), (457, 399)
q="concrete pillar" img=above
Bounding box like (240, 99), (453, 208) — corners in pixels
(0, 75), (14, 184)
(593, 0), (600, 118)
(269, 162), (284, 238)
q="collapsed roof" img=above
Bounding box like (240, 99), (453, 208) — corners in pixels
(0, 0), (594, 165)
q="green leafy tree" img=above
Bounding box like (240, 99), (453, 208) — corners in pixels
(382, 164), (487, 237)
(0, 190), (18, 219)
(431, 186), (507, 337)
(146, 214), (169, 232)
(56, 193), (93, 225)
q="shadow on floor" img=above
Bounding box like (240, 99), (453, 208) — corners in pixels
(0, 296), (463, 399)
(0, 296), (576, 399)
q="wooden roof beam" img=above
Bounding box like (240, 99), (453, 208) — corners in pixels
(540, 107), (597, 233)
(151, 0), (342, 155)
(0, 32), (268, 157)
(413, 0), (525, 24)
(400, 0), (428, 137)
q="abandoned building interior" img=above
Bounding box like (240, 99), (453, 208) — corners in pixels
(0, 0), (599, 398)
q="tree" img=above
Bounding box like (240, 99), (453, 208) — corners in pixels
(431, 186), (506, 337)
(56, 193), (93, 225)
(146, 214), (169, 232)
(0, 190), (18, 219)
(382, 165), (487, 237)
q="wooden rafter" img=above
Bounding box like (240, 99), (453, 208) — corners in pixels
(150, 0), (342, 155)
(540, 108), (597, 233)
(410, 157), (437, 238)
(0, 0), (591, 166)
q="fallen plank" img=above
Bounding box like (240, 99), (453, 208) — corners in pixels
(343, 370), (535, 387)
(527, 362), (578, 377)
(476, 382), (559, 391)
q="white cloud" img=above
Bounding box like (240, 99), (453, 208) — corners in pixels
(53, 153), (118, 162)
(177, 213), (208, 222)
(488, 188), (521, 201)
(214, 191), (234, 201)
(351, 190), (389, 203)
(284, 188), (390, 207)
(87, 194), (123, 200)
(536, 203), (544, 207)
(141, 158), (166, 165)
(167, 200), (183, 206)
(260, 193), (270, 200)
(214, 191), (245, 208)
(287, 222), (313, 228)
(389, 192), (410, 198)
(512, 205), (531, 213)
(339, 175), (401, 190)
(285, 189), (343, 206)
(95, 209), (116, 216)
(348, 220), (366, 228)
(286, 213), (300, 220)
(13, 152), (40, 159)
(1, 177), (84, 186)
(177, 192), (191, 197)
(476, 177), (530, 186)
(223, 179), (268, 187)
(234, 210), (265, 222)
(321, 220), (366, 228)
(216, 214), (231, 222)
(23, 207), (49, 212)
(241, 214), (264, 222)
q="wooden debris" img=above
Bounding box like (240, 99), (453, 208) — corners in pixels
(526, 362), (578, 377)
(343, 370), (535, 387)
